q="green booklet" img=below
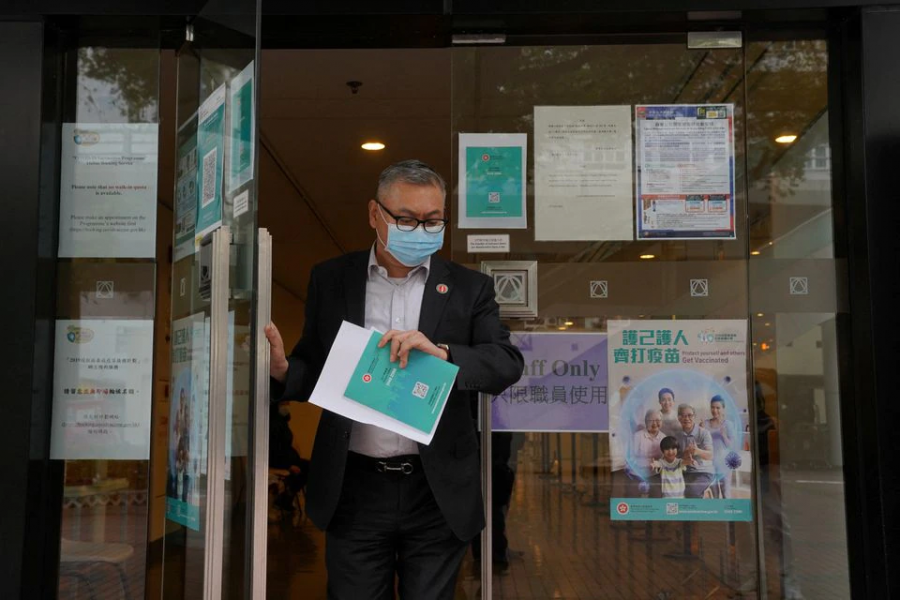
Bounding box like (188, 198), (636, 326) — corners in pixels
(344, 330), (459, 434)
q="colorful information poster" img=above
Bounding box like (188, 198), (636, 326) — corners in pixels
(174, 127), (198, 262)
(228, 61), (255, 192)
(166, 313), (209, 530)
(492, 333), (608, 432)
(458, 133), (527, 229)
(195, 85), (227, 244)
(635, 105), (736, 240)
(534, 106), (634, 241)
(58, 123), (159, 258)
(50, 319), (154, 459)
(608, 319), (752, 521)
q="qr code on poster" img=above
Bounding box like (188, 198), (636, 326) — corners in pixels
(488, 192), (501, 204)
(666, 503), (679, 515)
(412, 382), (429, 400)
(201, 148), (217, 207)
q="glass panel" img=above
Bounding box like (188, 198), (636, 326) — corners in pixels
(745, 39), (851, 599)
(161, 2), (259, 598)
(54, 45), (160, 600)
(451, 42), (760, 598)
(258, 47), (463, 599)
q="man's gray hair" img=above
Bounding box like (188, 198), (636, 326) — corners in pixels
(677, 403), (695, 417)
(376, 159), (447, 202)
(644, 409), (662, 423)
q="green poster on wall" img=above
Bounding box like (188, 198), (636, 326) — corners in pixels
(228, 61), (255, 192)
(458, 133), (528, 229)
(195, 84), (227, 242)
(174, 125), (198, 261)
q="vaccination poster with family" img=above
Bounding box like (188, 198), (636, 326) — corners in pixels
(608, 319), (753, 522)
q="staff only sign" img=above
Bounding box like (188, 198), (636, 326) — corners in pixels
(608, 319), (753, 522)
(491, 332), (609, 432)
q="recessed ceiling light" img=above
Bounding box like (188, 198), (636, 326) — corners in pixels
(640, 254), (655, 260)
(361, 142), (385, 151)
(558, 326), (567, 331)
(751, 250), (761, 256)
(564, 320), (574, 326)
(775, 134), (797, 144)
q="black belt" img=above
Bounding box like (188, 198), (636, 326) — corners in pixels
(347, 451), (421, 475)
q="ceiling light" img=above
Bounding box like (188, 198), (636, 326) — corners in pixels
(756, 313), (764, 317)
(775, 134), (797, 144)
(564, 320), (574, 326)
(751, 250), (761, 256)
(361, 142), (385, 151)
(558, 326), (567, 331)
(640, 254), (655, 260)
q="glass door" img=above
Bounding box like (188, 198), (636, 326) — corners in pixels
(162, 1), (262, 598)
(450, 33), (851, 599)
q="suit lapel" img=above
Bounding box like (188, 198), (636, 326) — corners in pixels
(418, 255), (454, 341)
(343, 252), (368, 327)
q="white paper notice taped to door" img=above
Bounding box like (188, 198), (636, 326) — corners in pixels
(534, 106), (634, 241)
(58, 123), (159, 258)
(50, 319), (154, 460)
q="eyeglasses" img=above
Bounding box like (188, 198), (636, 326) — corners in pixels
(377, 200), (448, 233)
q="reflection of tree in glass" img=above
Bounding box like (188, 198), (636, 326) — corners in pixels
(457, 45), (713, 132)
(78, 47), (158, 122)
(745, 41), (828, 191)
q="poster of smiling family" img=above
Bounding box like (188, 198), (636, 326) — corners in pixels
(608, 319), (753, 522)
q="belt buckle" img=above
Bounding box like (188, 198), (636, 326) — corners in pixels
(376, 461), (414, 475)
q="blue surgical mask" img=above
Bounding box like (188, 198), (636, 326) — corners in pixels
(377, 206), (444, 267)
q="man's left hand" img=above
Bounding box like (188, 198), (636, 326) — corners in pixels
(378, 329), (447, 368)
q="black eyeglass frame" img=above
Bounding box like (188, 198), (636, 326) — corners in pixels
(376, 199), (449, 233)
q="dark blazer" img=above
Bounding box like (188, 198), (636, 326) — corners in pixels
(273, 250), (524, 541)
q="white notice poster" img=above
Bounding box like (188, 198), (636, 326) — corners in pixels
(58, 123), (159, 258)
(50, 319), (154, 460)
(534, 106), (634, 241)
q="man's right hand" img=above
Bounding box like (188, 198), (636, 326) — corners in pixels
(265, 323), (289, 383)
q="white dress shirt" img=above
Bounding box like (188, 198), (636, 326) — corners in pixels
(347, 246), (430, 458)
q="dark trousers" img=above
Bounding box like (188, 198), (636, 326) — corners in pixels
(326, 452), (468, 600)
(684, 471), (715, 498)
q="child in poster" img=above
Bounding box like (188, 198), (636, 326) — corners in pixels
(608, 319), (752, 522)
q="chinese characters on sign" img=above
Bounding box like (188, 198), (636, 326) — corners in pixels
(635, 105), (736, 240)
(50, 320), (154, 460)
(166, 313), (209, 530)
(608, 320), (752, 522)
(492, 333), (609, 432)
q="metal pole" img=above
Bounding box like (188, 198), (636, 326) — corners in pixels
(480, 393), (492, 600)
(248, 229), (272, 600)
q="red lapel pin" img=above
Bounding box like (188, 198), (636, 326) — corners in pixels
(436, 283), (449, 294)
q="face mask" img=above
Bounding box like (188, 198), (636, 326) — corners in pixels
(377, 206), (444, 267)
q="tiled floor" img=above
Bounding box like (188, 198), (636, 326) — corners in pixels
(265, 439), (851, 599)
(54, 443), (851, 599)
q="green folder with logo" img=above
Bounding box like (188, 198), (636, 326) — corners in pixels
(344, 330), (459, 435)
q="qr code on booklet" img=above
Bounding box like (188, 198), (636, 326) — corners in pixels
(412, 382), (429, 399)
(666, 503), (679, 515)
(201, 148), (217, 207)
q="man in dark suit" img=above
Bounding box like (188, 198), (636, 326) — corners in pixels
(265, 159), (524, 599)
